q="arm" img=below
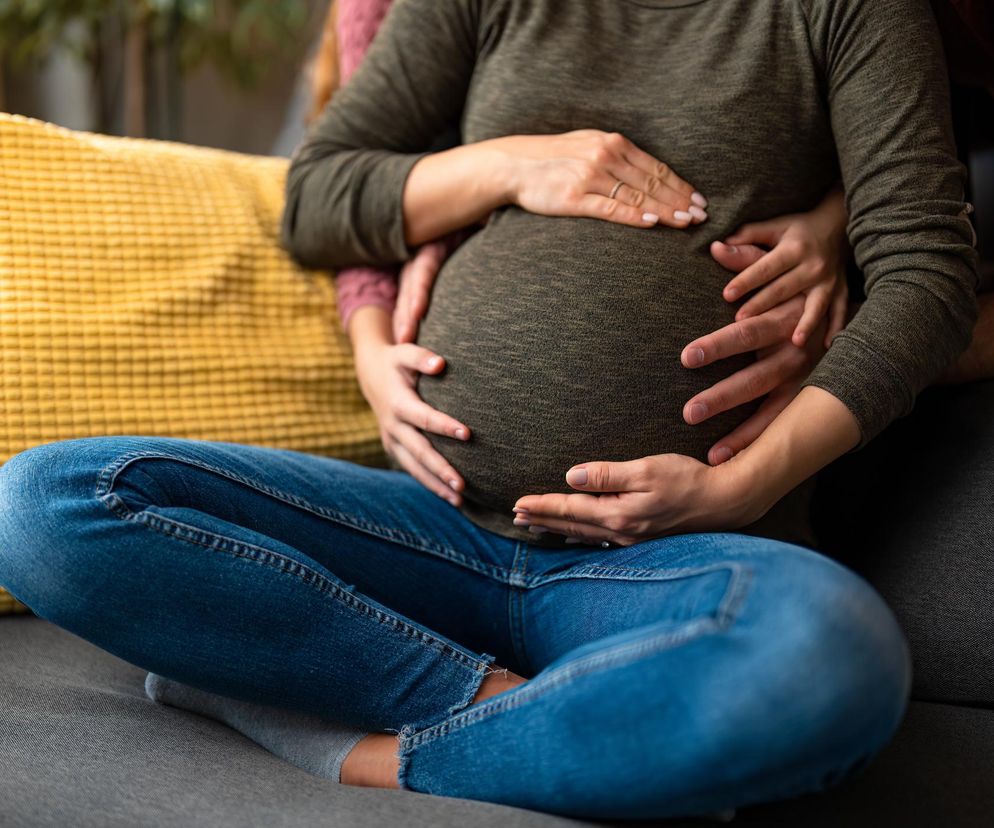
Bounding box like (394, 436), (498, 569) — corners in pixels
(283, 0), (705, 269)
(798, 0), (979, 447)
(514, 0), (981, 543)
(331, 0), (402, 332)
(283, 0), (482, 268)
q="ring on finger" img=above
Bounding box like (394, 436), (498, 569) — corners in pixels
(608, 179), (624, 200)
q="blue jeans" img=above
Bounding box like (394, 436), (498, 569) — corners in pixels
(0, 435), (911, 820)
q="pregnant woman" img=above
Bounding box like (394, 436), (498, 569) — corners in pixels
(0, 0), (978, 820)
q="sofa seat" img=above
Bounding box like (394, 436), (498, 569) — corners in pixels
(1, 616), (991, 828)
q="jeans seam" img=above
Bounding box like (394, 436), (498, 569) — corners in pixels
(399, 561), (753, 753)
(522, 561), (744, 588)
(94, 454), (493, 674)
(507, 541), (533, 676)
(94, 449), (513, 584)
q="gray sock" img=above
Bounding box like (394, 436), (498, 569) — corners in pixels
(145, 673), (369, 783)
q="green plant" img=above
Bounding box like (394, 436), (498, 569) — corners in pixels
(0, 0), (311, 135)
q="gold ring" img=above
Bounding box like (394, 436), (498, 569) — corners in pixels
(608, 180), (623, 200)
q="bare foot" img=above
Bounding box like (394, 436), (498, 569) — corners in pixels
(339, 665), (526, 788)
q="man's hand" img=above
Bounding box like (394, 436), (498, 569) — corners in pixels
(681, 243), (836, 464)
(681, 294), (829, 464)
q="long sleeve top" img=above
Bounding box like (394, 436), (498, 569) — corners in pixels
(283, 0), (979, 545)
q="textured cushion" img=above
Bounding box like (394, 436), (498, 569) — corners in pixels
(0, 114), (387, 613)
(2, 616), (993, 827)
(813, 378), (994, 707)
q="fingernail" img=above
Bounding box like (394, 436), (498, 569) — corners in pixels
(725, 287), (739, 301)
(448, 478), (460, 491)
(685, 347), (705, 367)
(513, 506), (529, 514)
(447, 494), (459, 506)
(724, 243), (738, 253)
(454, 427), (468, 440)
(514, 517), (531, 527)
(713, 447), (734, 464)
(427, 356), (442, 369)
(566, 467), (588, 486)
(642, 212), (659, 225)
(688, 206), (707, 222)
(691, 192), (708, 208)
(674, 210), (693, 222)
(689, 403), (708, 423)
(527, 525), (548, 534)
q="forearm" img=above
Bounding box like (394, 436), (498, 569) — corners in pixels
(347, 304), (394, 354)
(402, 140), (513, 246)
(281, 0), (480, 269)
(729, 386), (860, 518)
(336, 267), (399, 332)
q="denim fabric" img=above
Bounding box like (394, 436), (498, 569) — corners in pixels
(0, 436), (911, 820)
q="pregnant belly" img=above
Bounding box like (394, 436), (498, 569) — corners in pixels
(415, 212), (757, 522)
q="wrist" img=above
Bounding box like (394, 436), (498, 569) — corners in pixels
(482, 136), (527, 207)
(348, 305), (393, 363)
(709, 453), (774, 525)
(732, 386), (860, 511)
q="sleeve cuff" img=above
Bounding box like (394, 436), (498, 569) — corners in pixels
(800, 332), (916, 450)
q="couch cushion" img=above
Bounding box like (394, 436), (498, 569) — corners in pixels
(0, 113), (389, 613)
(2, 617), (992, 827)
(814, 378), (994, 707)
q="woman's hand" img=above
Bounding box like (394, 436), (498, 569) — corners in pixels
(349, 306), (471, 506)
(499, 130), (708, 229)
(404, 130), (706, 244)
(718, 183), (850, 348)
(513, 387), (860, 546)
(511, 453), (760, 547)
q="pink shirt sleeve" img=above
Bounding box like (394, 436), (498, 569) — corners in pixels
(333, 0), (400, 331)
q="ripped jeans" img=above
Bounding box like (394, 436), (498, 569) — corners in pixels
(0, 436), (911, 820)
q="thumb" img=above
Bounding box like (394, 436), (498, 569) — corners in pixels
(566, 460), (640, 492)
(710, 241), (766, 274)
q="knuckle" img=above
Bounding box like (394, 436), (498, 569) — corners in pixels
(783, 239), (803, 258)
(590, 145), (613, 166)
(643, 175), (661, 196)
(654, 161), (670, 179)
(785, 349), (807, 371)
(606, 131), (627, 150)
(736, 322), (760, 350)
(743, 374), (766, 397)
(629, 189), (646, 207)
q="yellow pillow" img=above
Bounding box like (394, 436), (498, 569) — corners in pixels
(0, 113), (386, 614)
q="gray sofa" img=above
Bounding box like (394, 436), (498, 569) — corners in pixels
(3, 81), (993, 828)
(2, 378), (993, 827)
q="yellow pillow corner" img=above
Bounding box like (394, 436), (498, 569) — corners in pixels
(0, 114), (388, 614)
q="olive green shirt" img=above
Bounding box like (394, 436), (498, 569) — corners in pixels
(283, 0), (978, 546)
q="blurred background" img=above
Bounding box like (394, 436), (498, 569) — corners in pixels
(0, 0), (328, 157)
(0, 0), (990, 284)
